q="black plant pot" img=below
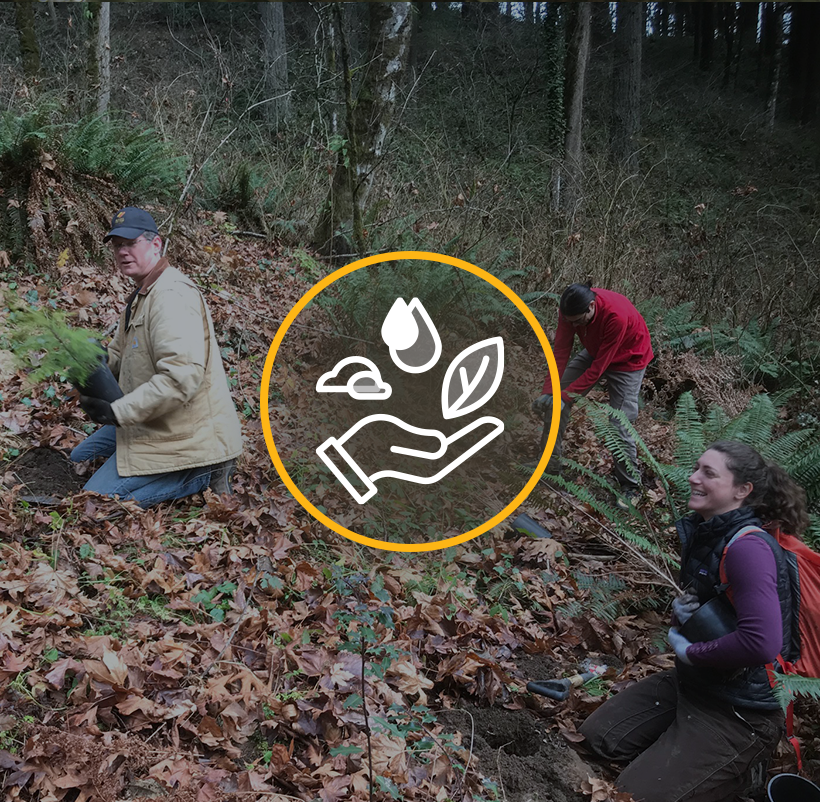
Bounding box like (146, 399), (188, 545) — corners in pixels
(768, 773), (820, 802)
(680, 595), (737, 643)
(73, 360), (123, 403)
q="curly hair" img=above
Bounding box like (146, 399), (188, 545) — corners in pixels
(708, 440), (809, 535)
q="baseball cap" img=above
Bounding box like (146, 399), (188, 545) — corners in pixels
(103, 207), (159, 242)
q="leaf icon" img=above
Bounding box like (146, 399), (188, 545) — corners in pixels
(441, 337), (504, 420)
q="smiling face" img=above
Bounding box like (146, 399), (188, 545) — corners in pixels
(110, 234), (162, 285)
(688, 448), (753, 521)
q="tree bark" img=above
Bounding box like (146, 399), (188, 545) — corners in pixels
(14, 1), (40, 80)
(788, 2), (820, 123)
(550, 2), (591, 217)
(96, 3), (111, 114)
(765, 5), (783, 130)
(259, 2), (290, 130)
(313, 2), (412, 256)
(734, 1), (757, 86)
(721, 2), (734, 88)
(609, 1), (642, 173)
(524, 1), (535, 25)
(698, 2), (714, 71)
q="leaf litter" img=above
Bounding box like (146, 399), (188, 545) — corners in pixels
(0, 216), (733, 801)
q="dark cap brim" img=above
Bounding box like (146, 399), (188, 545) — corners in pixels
(103, 226), (159, 243)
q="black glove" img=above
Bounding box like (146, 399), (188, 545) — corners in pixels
(79, 396), (119, 426)
(532, 394), (565, 415)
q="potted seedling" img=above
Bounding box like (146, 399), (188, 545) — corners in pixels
(5, 305), (123, 402)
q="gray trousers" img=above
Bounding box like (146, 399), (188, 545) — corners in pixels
(540, 350), (646, 489)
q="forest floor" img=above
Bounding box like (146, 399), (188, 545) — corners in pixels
(0, 215), (809, 802)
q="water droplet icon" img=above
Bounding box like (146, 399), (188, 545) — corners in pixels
(383, 298), (442, 373)
(381, 298), (419, 351)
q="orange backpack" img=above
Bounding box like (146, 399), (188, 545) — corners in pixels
(719, 524), (820, 768)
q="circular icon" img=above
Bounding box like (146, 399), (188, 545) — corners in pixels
(260, 251), (560, 552)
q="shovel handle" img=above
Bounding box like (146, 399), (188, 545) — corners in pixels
(526, 680), (571, 700)
(527, 671), (597, 701)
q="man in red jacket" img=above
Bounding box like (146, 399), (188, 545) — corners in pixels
(534, 283), (653, 506)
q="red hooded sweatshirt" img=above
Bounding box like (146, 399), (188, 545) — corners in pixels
(542, 288), (653, 401)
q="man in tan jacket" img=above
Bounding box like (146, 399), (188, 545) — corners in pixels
(71, 207), (243, 507)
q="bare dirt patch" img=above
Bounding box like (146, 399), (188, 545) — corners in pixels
(2, 446), (84, 498)
(439, 704), (593, 802)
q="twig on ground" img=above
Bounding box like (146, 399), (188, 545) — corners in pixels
(540, 477), (682, 593)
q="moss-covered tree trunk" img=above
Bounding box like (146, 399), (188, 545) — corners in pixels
(14, 1), (40, 80)
(609, 1), (642, 173)
(313, 2), (412, 256)
(550, 2), (590, 217)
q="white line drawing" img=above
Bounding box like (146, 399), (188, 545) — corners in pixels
(315, 356), (392, 400)
(441, 337), (504, 419)
(384, 297), (442, 374)
(315, 414), (504, 504)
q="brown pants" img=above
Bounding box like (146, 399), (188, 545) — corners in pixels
(579, 670), (783, 802)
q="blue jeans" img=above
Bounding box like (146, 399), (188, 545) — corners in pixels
(70, 426), (212, 508)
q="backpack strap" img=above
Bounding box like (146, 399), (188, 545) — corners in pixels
(718, 525), (767, 591)
(766, 655), (802, 771)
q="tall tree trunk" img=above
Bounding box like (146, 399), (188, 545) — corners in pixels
(551, 2), (591, 217)
(314, 3), (338, 137)
(758, 2), (776, 90)
(734, 1), (756, 87)
(88, 2), (111, 115)
(313, 2), (412, 256)
(408, 1), (429, 78)
(14, 1), (40, 80)
(609, 1), (642, 173)
(674, 2), (690, 38)
(524, 1), (534, 25)
(259, 2), (290, 130)
(788, 3), (820, 123)
(721, 2), (734, 88)
(698, 2), (714, 71)
(590, 2), (613, 49)
(765, 5), (783, 130)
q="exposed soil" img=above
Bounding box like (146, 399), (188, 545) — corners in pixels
(439, 704), (593, 802)
(2, 447), (85, 498)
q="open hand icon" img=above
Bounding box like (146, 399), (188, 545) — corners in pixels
(316, 414), (504, 504)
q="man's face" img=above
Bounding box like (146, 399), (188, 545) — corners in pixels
(565, 301), (595, 328)
(109, 234), (161, 284)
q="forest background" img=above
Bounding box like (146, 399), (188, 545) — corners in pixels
(1, 2), (820, 802)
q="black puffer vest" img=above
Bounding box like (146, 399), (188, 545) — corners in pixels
(676, 507), (794, 710)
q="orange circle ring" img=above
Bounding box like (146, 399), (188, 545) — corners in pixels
(259, 250), (560, 553)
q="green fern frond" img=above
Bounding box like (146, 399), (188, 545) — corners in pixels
(583, 402), (641, 482)
(703, 406), (732, 441)
(762, 429), (818, 469)
(541, 473), (624, 523)
(561, 457), (628, 495)
(720, 394), (776, 446)
(787, 445), (820, 507)
(772, 673), (820, 712)
(803, 515), (820, 552)
(673, 392), (703, 473)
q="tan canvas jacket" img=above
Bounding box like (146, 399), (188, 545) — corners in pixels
(107, 263), (243, 476)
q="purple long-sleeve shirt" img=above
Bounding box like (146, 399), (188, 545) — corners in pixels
(686, 534), (782, 669)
